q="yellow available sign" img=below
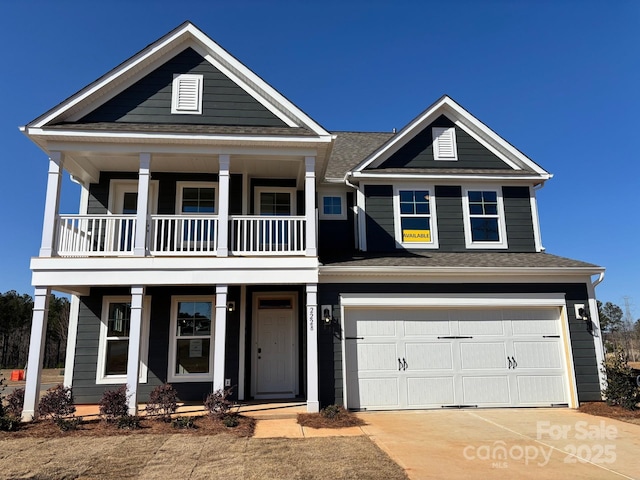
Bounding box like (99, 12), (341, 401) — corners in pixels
(403, 229), (431, 242)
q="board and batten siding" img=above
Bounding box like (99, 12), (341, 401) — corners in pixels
(434, 186), (465, 251)
(503, 186), (536, 252)
(79, 47), (288, 127)
(317, 282), (601, 408)
(378, 115), (510, 170)
(364, 185), (395, 251)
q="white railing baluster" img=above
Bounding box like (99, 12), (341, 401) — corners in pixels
(228, 216), (305, 256)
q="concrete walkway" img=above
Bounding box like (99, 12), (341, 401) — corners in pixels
(358, 408), (640, 480)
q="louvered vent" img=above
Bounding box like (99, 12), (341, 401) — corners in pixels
(432, 126), (458, 160)
(171, 74), (203, 114)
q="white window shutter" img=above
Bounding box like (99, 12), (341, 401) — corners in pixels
(433, 126), (458, 160)
(171, 74), (203, 114)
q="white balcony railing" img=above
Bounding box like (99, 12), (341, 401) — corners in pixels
(54, 215), (307, 257)
(56, 215), (136, 256)
(149, 215), (218, 255)
(231, 216), (306, 255)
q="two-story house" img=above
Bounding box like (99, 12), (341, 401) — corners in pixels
(20, 22), (605, 420)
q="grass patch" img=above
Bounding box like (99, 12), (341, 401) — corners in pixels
(297, 405), (365, 429)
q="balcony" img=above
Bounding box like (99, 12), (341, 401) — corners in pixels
(55, 215), (307, 257)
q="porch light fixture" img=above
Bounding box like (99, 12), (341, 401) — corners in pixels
(323, 308), (332, 325)
(575, 304), (593, 335)
(227, 301), (235, 312)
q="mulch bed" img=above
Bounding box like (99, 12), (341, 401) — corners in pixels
(579, 402), (640, 426)
(0, 414), (255, 439)
(297, 408), (365, 429)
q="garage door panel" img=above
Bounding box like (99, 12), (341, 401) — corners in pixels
(404, 319), (451, 336)
(357, 378), (400, 408)
(357, 343), (399, 372)
(516, 376), (566, 404)
(405, 342), (453, 370)
(513, 341), (562, 369)
(457, 310), (505, 336)
(460, 342), (508, 370)
(407, 377), (455, 406)
(462, 376), (511, 405)
(356, 319), (397, 337)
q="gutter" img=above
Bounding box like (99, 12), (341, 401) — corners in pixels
(592, 271), (605, 288)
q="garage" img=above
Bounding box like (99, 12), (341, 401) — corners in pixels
(342, 295), (575, 410)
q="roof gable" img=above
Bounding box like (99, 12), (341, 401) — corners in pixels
(353, 96), (549, 177)
(27, 22), (329, 136)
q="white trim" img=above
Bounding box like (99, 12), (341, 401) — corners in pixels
(356, 185), (367, 251)
(461, 186), (508, 249)
(392, 184), (439, 249)
(340, 292), (567, 308)
(108, 179), (159, 215)
(167, 295), (216, 383)
(351, 171), (550, 182)
(238, 285), (247, 400)
(529, 185), (544, 252)
(558, 303), (580, 408)
(306, 284), (319, 412)
(254, 186), (297, 215)
(587, 281), (607, 398)
(171, 74), (203, 115)
(432, 126), (458, 161)
(213, 285), (228, 391)
(95, 295), (151, 385)
(175, 181), (218, 214)
(318, 190), (347, 220)
(63, 295), (80, 388)
(251, 292), (298, 399)
(353, 96), (549, 176)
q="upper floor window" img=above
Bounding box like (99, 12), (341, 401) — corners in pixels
(393, 186), (439, 249)
(462, 188), (508, 249)
(177, 183), (216, 214)
(171, 74), (203, 114)
(432, 126), (458, 161)
(319, 192), (347, 220)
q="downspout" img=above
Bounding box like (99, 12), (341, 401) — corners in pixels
(587, 270), (607, 398)
(344, 172), (360, 251)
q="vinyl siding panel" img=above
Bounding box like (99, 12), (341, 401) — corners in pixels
(503, 186), (536, 252)
(319, 192), (355, 256)
(79, 48), (288, 127)
(378, 115), (510, 170)
(364, 185), (395, 251)
(317, 282), (600, 408)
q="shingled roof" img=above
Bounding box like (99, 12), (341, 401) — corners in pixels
(320, 251), (602, 270)
(325, 131), (395, 179)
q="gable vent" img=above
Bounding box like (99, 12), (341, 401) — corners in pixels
(432, 126), (458, 160)
(171, 74), (203, 114)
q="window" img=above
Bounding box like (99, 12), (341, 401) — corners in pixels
(432, 126), (458, 161)
(168, 297), (215, 382)
(319, 192), (347, 220)
(175, 183), (217, 250)
(180, 186), (215, 214)
(171, 74), (203, 114)
(254, 187), (296, 216)
(462, 188), (508, 249)
(393, 186), (439, 248)
(96, 297), (150, 384)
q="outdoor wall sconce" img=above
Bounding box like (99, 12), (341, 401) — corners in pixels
(322, 304), (334, 328)
(227, 301), (235, 312)
(575, 304), (593, 335)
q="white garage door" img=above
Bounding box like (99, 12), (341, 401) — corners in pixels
(345, 307), (569, 410)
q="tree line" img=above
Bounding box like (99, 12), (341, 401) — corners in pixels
(0, 290), (69, 369)
(598, 300), (640, 362)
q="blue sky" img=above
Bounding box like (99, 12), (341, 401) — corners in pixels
(0, 1), (638, 315)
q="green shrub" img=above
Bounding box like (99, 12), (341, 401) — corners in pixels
(602, 347), (640, 410)
(117, 414), (142, 430)
(38, 384), (76, 420)
(222, 414), (239, 428)
(145, 384), (178, 421)
(99, 386), (129, 422)
(55, 416), (82, 432)
(320, 404), (343, 419)
(0, 415), (21, 432)
(172, 416), (197, 429)
(204, 388), (234, 419)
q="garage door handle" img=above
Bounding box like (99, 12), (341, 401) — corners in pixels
(511, 356), (517, 369)
(403, 358), (408, 371)
(507, 356), (512, 369)
(398, 358), (403, 371)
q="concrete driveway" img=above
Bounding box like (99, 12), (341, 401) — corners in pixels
(357, 408), (639, 480)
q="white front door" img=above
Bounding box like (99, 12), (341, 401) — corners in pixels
(253, 295), (297, 399)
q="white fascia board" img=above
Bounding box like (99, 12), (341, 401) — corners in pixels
(351, 171), (551, 182)
(30, 256), (319, 287)
(353, 96), (549, 177)
(27, 127), (332, 145)
(340, 292), (567, 308)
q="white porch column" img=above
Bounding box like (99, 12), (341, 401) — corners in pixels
(39, 152), (63, 257)
(304, 156), (317, 257)
(306, 284), (319, 412)
(22, 287), (51, 421)
(217, 155), (230, 257)
(134, 153), (151, 256)
(213, 285), (228, 392)
(126, 286), (145, 415)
